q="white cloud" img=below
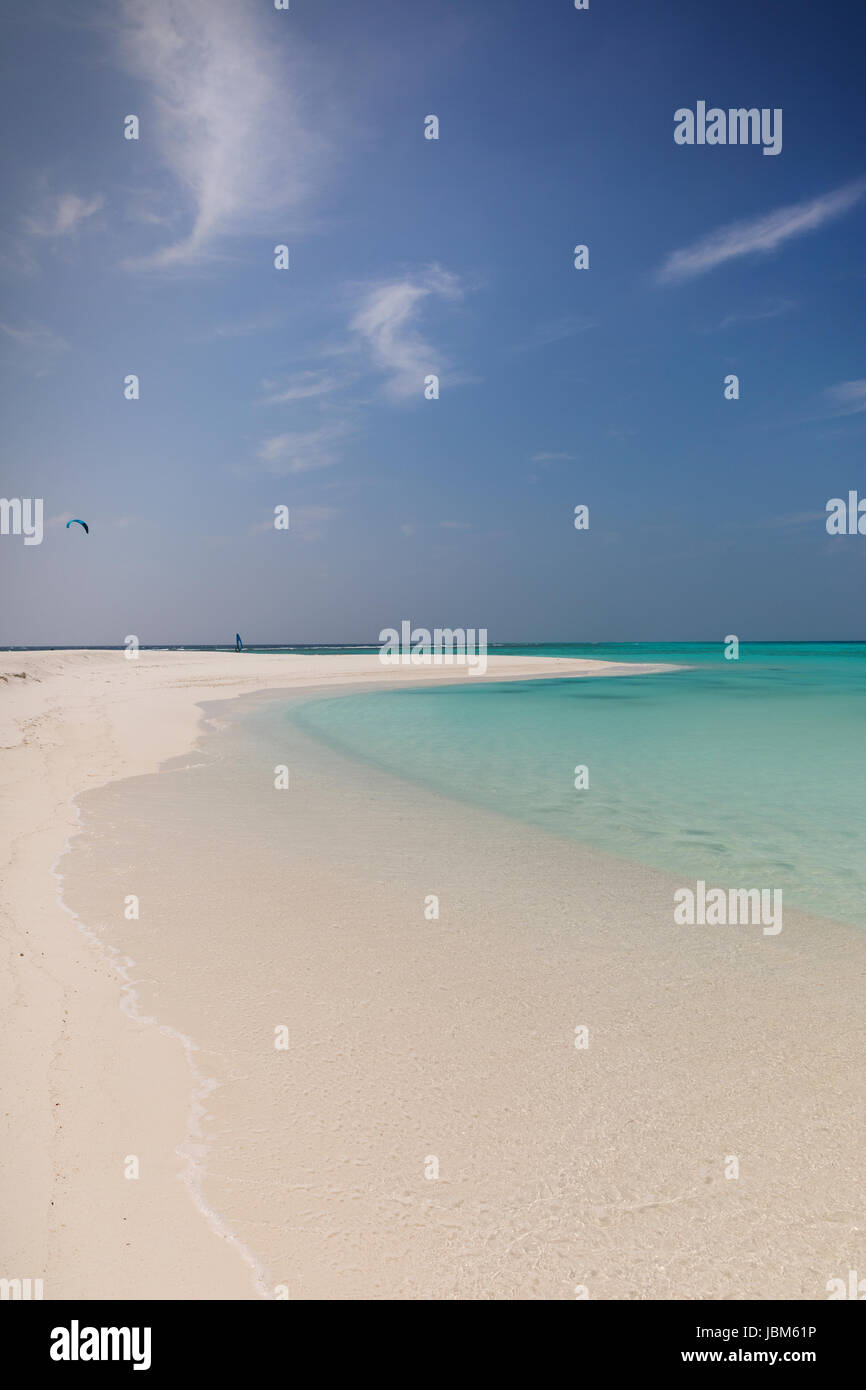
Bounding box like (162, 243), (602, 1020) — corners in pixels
(261, 370), (339, 404)
(256, 423), (349, 475)
(712, 298), (797, 331)
(656, 178), (866, 285)
(349, 265), (462, 400)
(825, 380), (866, 416)
(114, 0), (331, 269)
(24, 193), (104, 238)
(250, 266), (466, 473)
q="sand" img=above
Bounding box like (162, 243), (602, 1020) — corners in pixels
(0, 648), (678, 1300)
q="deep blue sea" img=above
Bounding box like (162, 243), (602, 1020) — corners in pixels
(273, 643), (866, 928)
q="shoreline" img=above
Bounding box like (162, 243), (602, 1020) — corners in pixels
(0, 649), (674, 1300)
(56, 679), (866, 1299)
(5, 650), (863, 1299)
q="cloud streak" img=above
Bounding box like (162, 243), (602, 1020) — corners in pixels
(261, 370), (339, 404)
(250, 265), (466, 473)
(255, 423), (350, 476)
(514, 316), (594, 352)
(25, 192), (104, 238)
(656, 179), (866, 285)
(825, 380), (866, 416)
(114, 0), (331, 269)
(704, 298), (797, 332)
(349, 266), (462, 399)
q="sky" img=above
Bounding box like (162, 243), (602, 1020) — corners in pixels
(1, 0), (865, 645)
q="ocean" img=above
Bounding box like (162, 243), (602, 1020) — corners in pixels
(277, 642), (866, 928)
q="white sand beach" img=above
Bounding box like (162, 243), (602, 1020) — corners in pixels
(1, 648), (685, 1300)
(2, 650), (864, 1300)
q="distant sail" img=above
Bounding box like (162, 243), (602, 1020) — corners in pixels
(235, 633), (243, 652)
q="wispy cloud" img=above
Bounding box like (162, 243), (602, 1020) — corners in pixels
(1, 322), (67, 351)
(0, 321), (69, 374)
(349, 265), (462, 399)
(255, 423), (350, 475)
(705, 298), (797, 332)
(261, 370), (340, 404)
(825, 380), (866, 416)
(656, 178), (866, 285)
(528, 451), (573, 482)
(250, 266), (466, 472)
(24, 192), (104, 238)
(515, 316), (594, 352)
(114, 0), (331, 269)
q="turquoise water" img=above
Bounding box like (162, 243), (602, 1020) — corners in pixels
(278, 643), (866, 928)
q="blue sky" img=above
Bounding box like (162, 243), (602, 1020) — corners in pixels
(1, 0), (865, 644)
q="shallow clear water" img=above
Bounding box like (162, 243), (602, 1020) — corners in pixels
(270, 643), (866, 928)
